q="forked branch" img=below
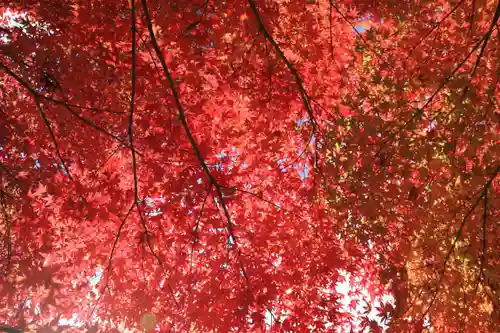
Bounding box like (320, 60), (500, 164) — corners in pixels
(140, 0), (250, 285)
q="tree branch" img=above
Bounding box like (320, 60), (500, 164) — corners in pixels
(386, 34), (487, 144)
(0, 177), (12, 276)
(188, 185), (212, 295)
(247, 0), (317, 132)
(90, 203), (134, 319)
(469, 0), (500, 77)
(406, 0), (466, 59)
(34, 98), (73, 180)
(129, 0), (179, 308)
(0, 325), (21, 333)
(478, 175), (489, 282)
(329, 0), (374, 54)
(140, 0), (250, 285)
(0, 62), (137, 155)
(420, 165), (499, 320)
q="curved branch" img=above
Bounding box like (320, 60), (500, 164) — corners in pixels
(34, 98), (73, 180)
(247, 0), (317, 132)
(478, 185), (488, 280)
(140, 0), (250, 285)
(469, 0), (500, 77)
(130, 1), (179, 308)
(0, 325), (21, 333)
(0, 62), (137, 155)
(42, 96), (124, 115)
(386, 34), (487, 143)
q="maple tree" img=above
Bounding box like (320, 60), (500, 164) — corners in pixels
(0, 0), (499, 331)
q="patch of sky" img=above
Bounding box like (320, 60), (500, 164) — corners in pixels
(354, 25), (367, 33)
(58, 315), (85, 328)
(144, 196), (165, 217)
(297, 118), (309, 128)
(214, 161), (224, 171)
(423, 317), (432, 330)
(425, 120), (437, 132)
(89, 268), (103, 286)
(216, 152), (227, 159)
(264, 308), (276, 329)
(208, 227), (226, 234)
(1, 9), (55, 45)
(147, 208), (162, 217)
(277, 157), (289, 172)
(227, 235), (234, 247)
(353, 14), (376, 33)
(298, 163), (309, 180)
(210, 147), (243, 172)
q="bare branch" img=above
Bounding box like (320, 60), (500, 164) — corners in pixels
(469, 0), (477, 35)
(128, 0), (139, 204)
(386, 34), (487, 143)
(43, 96), (125, 115)
(129, 1), (179, 308)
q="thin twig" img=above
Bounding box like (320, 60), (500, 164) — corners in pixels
(45, 97), (124, 114)
(248, 0), (317, 132)
(478, 183), (489, 281)
(34, 98), (73, 180)
(89, 203), (134, 318)
(130, 0), (179, 308)
(140, 0), (251, 286)
(469, 0), (477, 35)
(188, 185), (212, 294)
(0, 55), (122, 115)
(406, 0), (466, 60)
(329, 0), (376, 57)
(469, 0), (500, 77)
(385, 34), (487, 144)
(0, 63), (137, 154)
(0, 176), (12, 276)
(419, 166), (499, 320)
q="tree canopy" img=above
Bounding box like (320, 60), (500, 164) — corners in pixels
(0, 0), (499, 332)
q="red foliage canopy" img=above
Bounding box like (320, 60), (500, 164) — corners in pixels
(0, 0), (499, 332)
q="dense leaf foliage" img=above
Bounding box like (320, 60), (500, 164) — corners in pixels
(0, 0), (499, 332)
